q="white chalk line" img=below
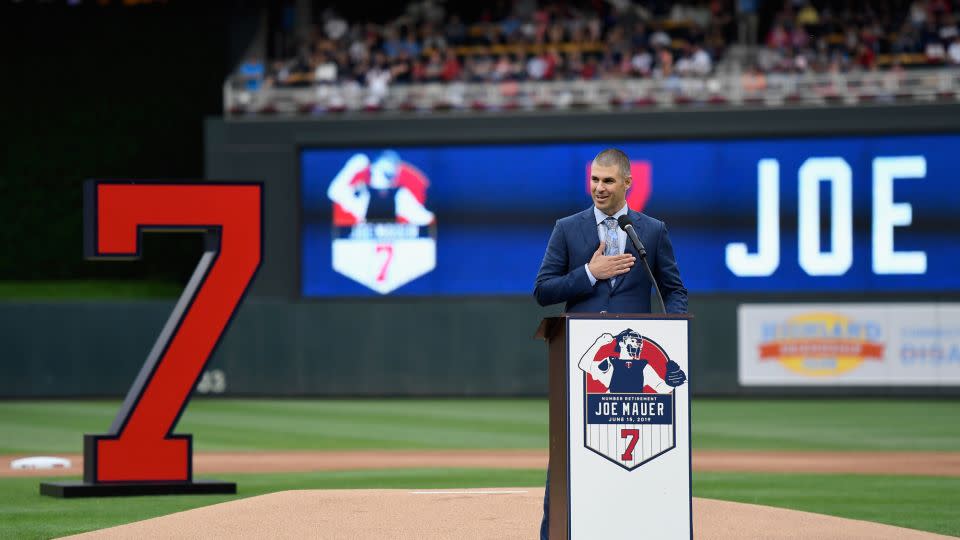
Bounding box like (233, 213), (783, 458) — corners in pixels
(409, 490), (529, 495)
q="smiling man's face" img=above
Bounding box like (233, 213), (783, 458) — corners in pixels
(590, 161), (631, 215)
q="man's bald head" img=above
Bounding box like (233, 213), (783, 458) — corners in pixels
(593, 148), (631, 180)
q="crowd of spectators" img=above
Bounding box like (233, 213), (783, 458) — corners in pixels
(239, 1), (736, 92)
(235, 0), (960, 108)
(758, 0), (960, 74)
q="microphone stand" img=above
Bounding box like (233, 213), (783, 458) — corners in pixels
(618, 216), (666, 314)
(638, 249), (666, 314)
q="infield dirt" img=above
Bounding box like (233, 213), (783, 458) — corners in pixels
(61, 488), (957, 540)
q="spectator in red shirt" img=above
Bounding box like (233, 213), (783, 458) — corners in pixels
(855, 43), (876, 69)
(543, 48), (560, 80)
(441, 50), (461, 81)
(582, 56), (598, 79)
(766, 23), (789, 50)
(412, 57), (427, 82)
(930, 0), (951, 16)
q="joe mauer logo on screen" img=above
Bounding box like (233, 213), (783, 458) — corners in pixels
(579, 328), (687, 470)
(326, 150), (437, 294)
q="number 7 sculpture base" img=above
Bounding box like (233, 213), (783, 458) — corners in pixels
(40, 479), (236, 498)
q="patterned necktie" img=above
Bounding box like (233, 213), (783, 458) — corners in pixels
(603, 217), (619, 286)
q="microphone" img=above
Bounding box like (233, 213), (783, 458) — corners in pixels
(617, 215), (665, 313)
(617, 215), (646, 258)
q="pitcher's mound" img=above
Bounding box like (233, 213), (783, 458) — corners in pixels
(63, 488), (953, 540)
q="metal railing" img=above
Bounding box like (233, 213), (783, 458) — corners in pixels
(224, 68), (960, 117)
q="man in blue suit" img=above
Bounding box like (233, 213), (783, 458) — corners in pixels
(534, 148), (688, 539)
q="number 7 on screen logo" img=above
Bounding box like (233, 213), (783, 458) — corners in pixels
(82, 181), (262, 484)
(375, 244), (393, 283)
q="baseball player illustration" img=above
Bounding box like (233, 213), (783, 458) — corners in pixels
(325, 150), (438, 294)
(327, 150), (435, 226)
(578, 329), (687, 394)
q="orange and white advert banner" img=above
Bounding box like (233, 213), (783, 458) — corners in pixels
(738, 303), (960, 386)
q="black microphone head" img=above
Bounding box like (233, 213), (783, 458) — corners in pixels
(616, 215), (633, 230)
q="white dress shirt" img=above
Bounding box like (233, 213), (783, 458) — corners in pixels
(584, 204), (629, 285)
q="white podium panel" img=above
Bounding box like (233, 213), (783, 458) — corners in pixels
(567, 317), (691, 540)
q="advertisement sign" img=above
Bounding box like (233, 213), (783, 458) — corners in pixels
(738, 303), (960, 386)
(301, 134), (960, 297)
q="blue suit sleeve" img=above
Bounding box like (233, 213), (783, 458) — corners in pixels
(534, 220), (595, 307)
(654, 221), (689, 314)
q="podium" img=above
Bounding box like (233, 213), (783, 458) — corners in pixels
(536, 313), (693, 540)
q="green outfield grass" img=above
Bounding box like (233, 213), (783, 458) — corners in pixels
(0, 399), (549, 454)
(0, 280), (179, 299)
(694, 472), (960, 537)
(2, 399), (960, 538)
(2, 399), (959, 454)
(692, 399), (960, 451)
(1, 470), (957, 539)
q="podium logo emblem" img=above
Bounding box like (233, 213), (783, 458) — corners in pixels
(327, 151), (437, 294)
(579, 329), (687, 470)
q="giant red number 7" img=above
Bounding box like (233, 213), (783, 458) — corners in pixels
(43, 181), (262, 497)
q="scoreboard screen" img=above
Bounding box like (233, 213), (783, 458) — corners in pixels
(300, 134), (960, 297)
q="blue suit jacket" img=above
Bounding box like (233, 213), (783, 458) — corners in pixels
(534, 207), (688, 314)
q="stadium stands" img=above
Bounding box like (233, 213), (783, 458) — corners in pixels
(226, 0), (960, 115)
(759, 0), (960, 73)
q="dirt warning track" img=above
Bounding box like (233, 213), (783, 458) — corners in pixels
(6, 449), (960, 477)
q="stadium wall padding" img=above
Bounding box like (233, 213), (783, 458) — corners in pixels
(7, 106), (960, 398)
(4, 295), (960, 397)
